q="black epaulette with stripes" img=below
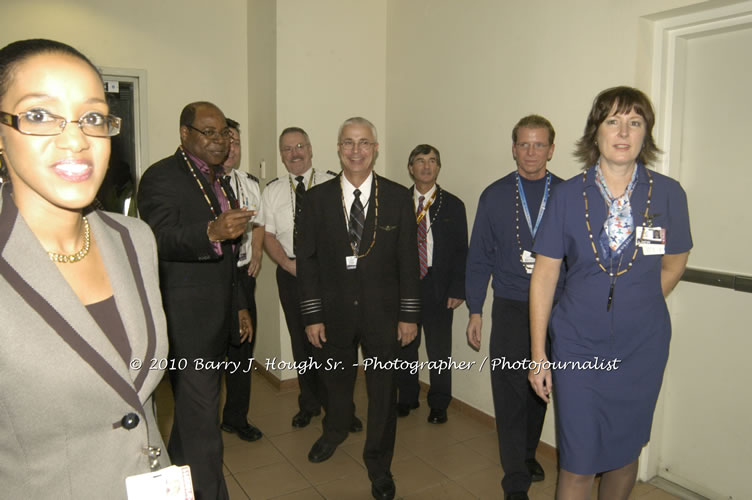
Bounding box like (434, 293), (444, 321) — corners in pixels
(326, 170), (339, 176)
(244, 172), (260, 183)
(266, 177), (280, 186)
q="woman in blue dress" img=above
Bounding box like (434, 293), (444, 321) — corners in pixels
(528, 86), (692, 499)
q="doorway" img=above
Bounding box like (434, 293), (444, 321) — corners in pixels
(98, 69), (148, 216)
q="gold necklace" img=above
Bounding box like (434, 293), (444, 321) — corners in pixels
(415, 186), (442, 246)
(179, 146), (231, 219)
(415, 188), (438, 224)
(583, 167), (652, 311)
(48, 217), (90, 263)
(582, 167), (652, 278)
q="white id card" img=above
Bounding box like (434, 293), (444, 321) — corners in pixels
(521, 250), (536, 274)
(126, 465), (194, 500)
(636, 226), (666, 255)
(346, 255), (358, 270)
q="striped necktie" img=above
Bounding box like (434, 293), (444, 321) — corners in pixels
(417, 195), (428, 279)
(293, 175), (305, 254)
(349, 189), (365, 252)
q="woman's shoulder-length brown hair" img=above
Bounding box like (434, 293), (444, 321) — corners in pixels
(574, 86), (662, 169)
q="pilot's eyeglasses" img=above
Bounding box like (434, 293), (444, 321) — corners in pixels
(281, 143), (309, 155)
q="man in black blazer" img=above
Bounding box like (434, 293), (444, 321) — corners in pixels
(397, 144), (468, 424)
(297, 117), (420, 500)
(138, 101), (254, 500)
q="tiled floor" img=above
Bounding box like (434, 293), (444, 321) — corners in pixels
(155, 372), (682, 500)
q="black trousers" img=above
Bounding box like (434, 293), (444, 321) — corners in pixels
(222, 270), (257, 427)
(313, 326), (399, 483)
(490, 297), (548, 494)
(397, 269), (453, 409)
(168, 362), (228, 500)
(276, 266), (322, 413)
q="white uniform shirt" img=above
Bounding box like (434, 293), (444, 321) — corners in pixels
(413, 184), (436, 268)
(228, 169), (263, 267)
(260, 167), (335, 258)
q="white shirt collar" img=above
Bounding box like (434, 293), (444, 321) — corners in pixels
(288, 166), (314, 185)
(413, 184), (437, 208)
(342, 172), (374, 217)
(342, 172), (373, 200)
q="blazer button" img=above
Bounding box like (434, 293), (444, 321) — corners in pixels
(353, 299), (359, 306)
(121, 412), (140, 430)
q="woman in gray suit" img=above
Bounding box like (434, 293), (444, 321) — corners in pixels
(0, 39), (169, 499)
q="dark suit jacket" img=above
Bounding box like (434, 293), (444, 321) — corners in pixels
(138, 148), (242, 359)
(0, 184), (169, 499)
(297, 173), (421, 346)
(417, 185), (468, 304)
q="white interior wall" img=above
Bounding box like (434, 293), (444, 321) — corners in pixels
(0, 0), (249, 166)
(276, 0), (388, 175)
(246, 0), (281, 377)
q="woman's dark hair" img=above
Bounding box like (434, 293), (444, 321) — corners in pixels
(0, 39), (102, 102)
(0, 152), (8, 184)
(574, 86), (661, 168)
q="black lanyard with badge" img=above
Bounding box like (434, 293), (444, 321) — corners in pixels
(342, 174), (378, 269)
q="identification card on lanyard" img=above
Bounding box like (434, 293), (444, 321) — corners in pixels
(126, 465), (195, 499)
(521, 250), (536, 274)
(636, 226), (666, 255)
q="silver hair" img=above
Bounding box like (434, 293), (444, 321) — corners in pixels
(337, 116), (378, 143)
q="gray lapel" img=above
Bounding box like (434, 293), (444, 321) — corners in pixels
(0, 186), (146, 417)
(89, 211), (160, 401)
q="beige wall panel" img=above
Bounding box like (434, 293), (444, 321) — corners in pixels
(247, 0), (283, 376)
(1, 0), (248, 166)
(663, 284), (752, 498)
(676, 28), (752, 275)
(276, 0), (388, 175)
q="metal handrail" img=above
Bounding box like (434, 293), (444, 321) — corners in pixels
(680, 267), (752, 293)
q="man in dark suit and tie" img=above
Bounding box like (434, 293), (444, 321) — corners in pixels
(297, 117), (420, 500)
(138, 101), (254, 500)
(396, 144), (468, 424)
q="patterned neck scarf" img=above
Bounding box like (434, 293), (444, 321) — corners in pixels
(595, 161), (638, 257)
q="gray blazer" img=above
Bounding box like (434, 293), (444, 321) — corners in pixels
(0, 184), (170, 499)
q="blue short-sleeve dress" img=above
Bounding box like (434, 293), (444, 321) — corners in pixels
(533, 164), (692, 474)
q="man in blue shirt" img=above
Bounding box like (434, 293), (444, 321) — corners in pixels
(465, 115), (565, 500)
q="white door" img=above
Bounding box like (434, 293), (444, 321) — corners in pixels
(649, 6), (752, 499)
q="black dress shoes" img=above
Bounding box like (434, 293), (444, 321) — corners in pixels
(292, 409), (320, 428)
(371, 476), (396, 500)
(427, 408), (448, 424)
(504, 492), (529, 500)
(307, 437), (338, 463)
(220, 422), (263, 442)
(350, 416), (363, 433)
(525, 458), (545, 482)
(397, 401), (419, 417)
